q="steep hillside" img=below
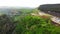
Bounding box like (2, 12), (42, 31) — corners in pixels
(38, 4), (60, 17)
(38, 4), (60, 12)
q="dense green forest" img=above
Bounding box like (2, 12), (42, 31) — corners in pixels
(0, 8), (60, 34)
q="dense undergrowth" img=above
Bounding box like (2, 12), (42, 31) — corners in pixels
(14, 15), (60, 34)
(0, 14), (16, 34)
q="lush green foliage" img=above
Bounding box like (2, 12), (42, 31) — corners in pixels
(14, 15), (60, 34)
(18, 8), (33, 16)
(0, 8), (60, 34)
(0, 14), (16, 34)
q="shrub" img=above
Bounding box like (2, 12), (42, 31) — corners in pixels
(0, 14), (16, 34)
(14, 15), (60, 34)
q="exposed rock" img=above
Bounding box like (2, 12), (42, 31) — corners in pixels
(38, 4), (60, 12)
(38, 4), (60, 24)
(38, 4), (60, 17)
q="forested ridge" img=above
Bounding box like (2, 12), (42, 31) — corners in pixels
(0, 7), (60, 34)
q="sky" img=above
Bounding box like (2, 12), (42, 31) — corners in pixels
(0, 0), (60, 8)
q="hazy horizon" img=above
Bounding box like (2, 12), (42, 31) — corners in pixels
(0, 0), (60, 8)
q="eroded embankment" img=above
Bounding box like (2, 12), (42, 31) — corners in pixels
(31, 11), (60, 25)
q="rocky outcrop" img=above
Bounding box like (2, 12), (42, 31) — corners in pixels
(38, 4), (60, 25)
(38, 4), (60, 12)
(38, 4), (60, 17)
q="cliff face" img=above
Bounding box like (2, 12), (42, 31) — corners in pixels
(38, 4), (60, 12)
(38, 4), (60, 17)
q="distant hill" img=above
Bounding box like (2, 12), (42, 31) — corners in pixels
(0, 7), (33, 16)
